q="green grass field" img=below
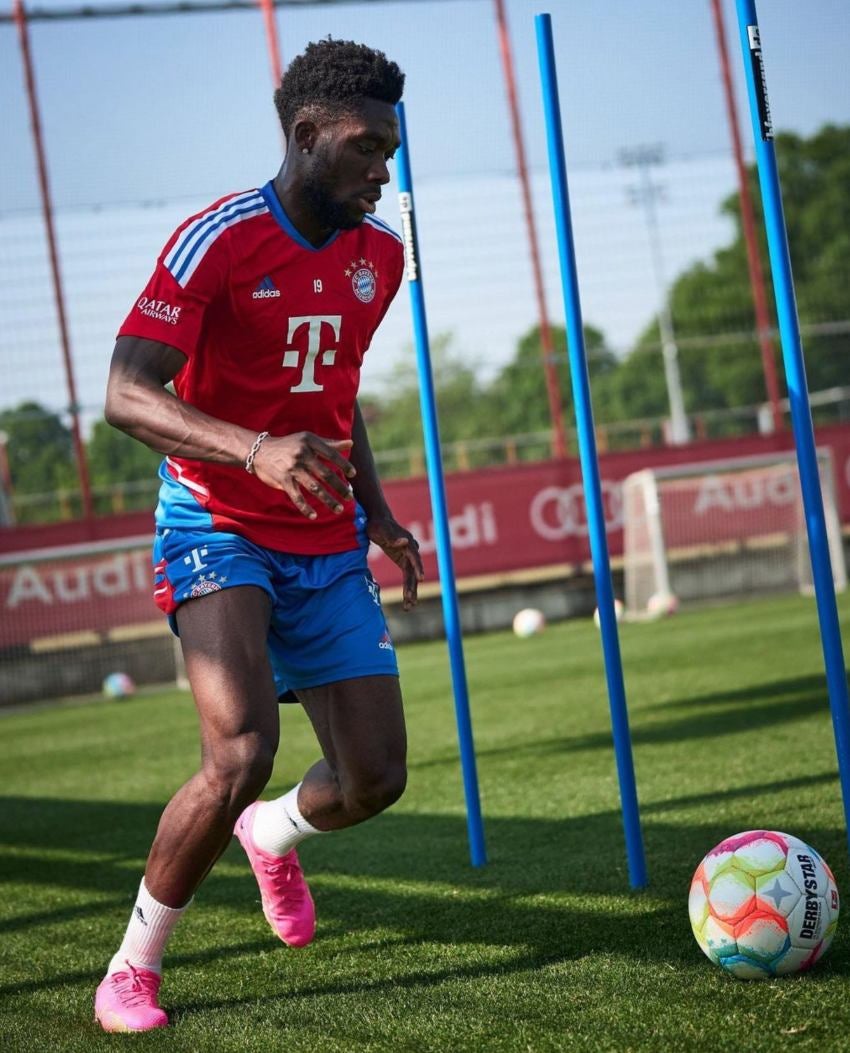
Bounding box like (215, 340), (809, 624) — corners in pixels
(2, 592), (850, 1052)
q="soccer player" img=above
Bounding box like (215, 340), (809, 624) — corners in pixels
(94, 39), (422, 1033)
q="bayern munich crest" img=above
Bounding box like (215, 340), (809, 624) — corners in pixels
(191, 579), (222, 598)
(346, 259), (377, 303)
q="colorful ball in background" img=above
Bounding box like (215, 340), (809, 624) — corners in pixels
(102, 672), (136, 700)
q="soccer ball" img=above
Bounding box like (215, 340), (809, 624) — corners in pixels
(512, 607), (546, 638)
(647, 590), (679, 618)
(103, 672), (136, 700)
(593, 598), (624, 628)
(689, 829), (839, 979)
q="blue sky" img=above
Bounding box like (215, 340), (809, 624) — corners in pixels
(4, 0), (850, 207)
(1, 0), (849, 420)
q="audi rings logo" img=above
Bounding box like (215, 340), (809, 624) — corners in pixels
(529, 482), (623, 541)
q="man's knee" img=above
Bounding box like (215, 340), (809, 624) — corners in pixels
(344, 762), (407, 820)
(203, 733), (276, 810)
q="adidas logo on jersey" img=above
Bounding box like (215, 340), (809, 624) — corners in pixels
(252, 275), (280, 299)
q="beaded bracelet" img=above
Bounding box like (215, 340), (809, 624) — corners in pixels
(245, 431), (269, 474)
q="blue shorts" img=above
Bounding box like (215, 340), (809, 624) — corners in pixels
(152, 522), (398, 698)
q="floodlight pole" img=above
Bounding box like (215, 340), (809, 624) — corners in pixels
(620, 145), (690, 446)
(734, 0), (850, 860)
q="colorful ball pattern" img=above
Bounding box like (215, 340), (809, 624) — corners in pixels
(689, 830), (839, 979)
(102, 672), (136, 700)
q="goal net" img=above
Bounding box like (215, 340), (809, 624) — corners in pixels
(622, 450), (847, 617)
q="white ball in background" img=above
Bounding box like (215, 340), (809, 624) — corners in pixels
(593, 598), (624, 628)
(646, 591), (679, 618)
(512, 607), (546, 638)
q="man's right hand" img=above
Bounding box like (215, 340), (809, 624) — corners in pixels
(251, 432), (357, 520)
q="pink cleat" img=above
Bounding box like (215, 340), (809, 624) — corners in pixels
(94, 961), (168, 1033)
(234, 801), (316, 948)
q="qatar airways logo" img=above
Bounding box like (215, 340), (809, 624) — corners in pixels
(137, 296), (181, 325)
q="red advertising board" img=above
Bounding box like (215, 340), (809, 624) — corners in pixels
(366, 425), (850, 582)
(2, 425), (849, 649)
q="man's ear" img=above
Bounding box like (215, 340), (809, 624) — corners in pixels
(293, 119), (318, 155)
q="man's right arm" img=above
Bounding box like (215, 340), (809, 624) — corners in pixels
(105, 335), (355, 518)
(105, 336), (256, 464)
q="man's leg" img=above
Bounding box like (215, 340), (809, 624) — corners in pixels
(297, 674), (408, 828)
(247, 674), (406, 845)
(145, 586), (280, 903)
(96, 585), (279, 1032)
(236, 675), (406, 939)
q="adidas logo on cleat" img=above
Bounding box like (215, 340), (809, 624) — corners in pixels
(252, 275), (280, 299)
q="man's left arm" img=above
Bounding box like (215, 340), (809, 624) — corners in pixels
(350, 400), (424, 610)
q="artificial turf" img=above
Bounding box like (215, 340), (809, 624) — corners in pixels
(1, 591), (849, 1051)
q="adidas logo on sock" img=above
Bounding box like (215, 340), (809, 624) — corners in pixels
(135, 906), (148, 926)
(252, 275), (281, 299)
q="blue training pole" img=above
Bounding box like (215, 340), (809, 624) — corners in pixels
(535, 14), (647, 888)
(395, 101), (487, 867)
(735, 0), (850, 859)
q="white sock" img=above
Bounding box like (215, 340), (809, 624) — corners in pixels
(107, 878), (190, 976)
(251, 782), (323, 857)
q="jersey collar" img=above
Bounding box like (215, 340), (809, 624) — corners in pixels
(261, 180), (341, 252)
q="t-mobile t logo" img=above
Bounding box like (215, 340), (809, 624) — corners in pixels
(282, 315), (342, 393)
(183, 547), (209, 573)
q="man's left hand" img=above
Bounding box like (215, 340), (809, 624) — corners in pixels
(366, 518), (424, 611)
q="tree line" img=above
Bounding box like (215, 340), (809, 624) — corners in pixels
(362, 124), (849, 453)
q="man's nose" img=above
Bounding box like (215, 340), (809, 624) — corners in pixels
(369, 157), (391, 185)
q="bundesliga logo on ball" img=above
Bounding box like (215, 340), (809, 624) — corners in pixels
(689, 830), (839, 979)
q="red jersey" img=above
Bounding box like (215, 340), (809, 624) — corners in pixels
(118, 181), (404, 554)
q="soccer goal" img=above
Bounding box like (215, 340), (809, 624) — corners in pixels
(622, 450), (848, 617)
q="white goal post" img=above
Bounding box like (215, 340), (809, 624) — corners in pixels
(622, 449), (847, 617)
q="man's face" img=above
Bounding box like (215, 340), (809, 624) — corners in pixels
(302, 98), (400, 231)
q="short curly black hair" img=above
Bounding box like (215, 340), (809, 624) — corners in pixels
(274, 38), (405, 139)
